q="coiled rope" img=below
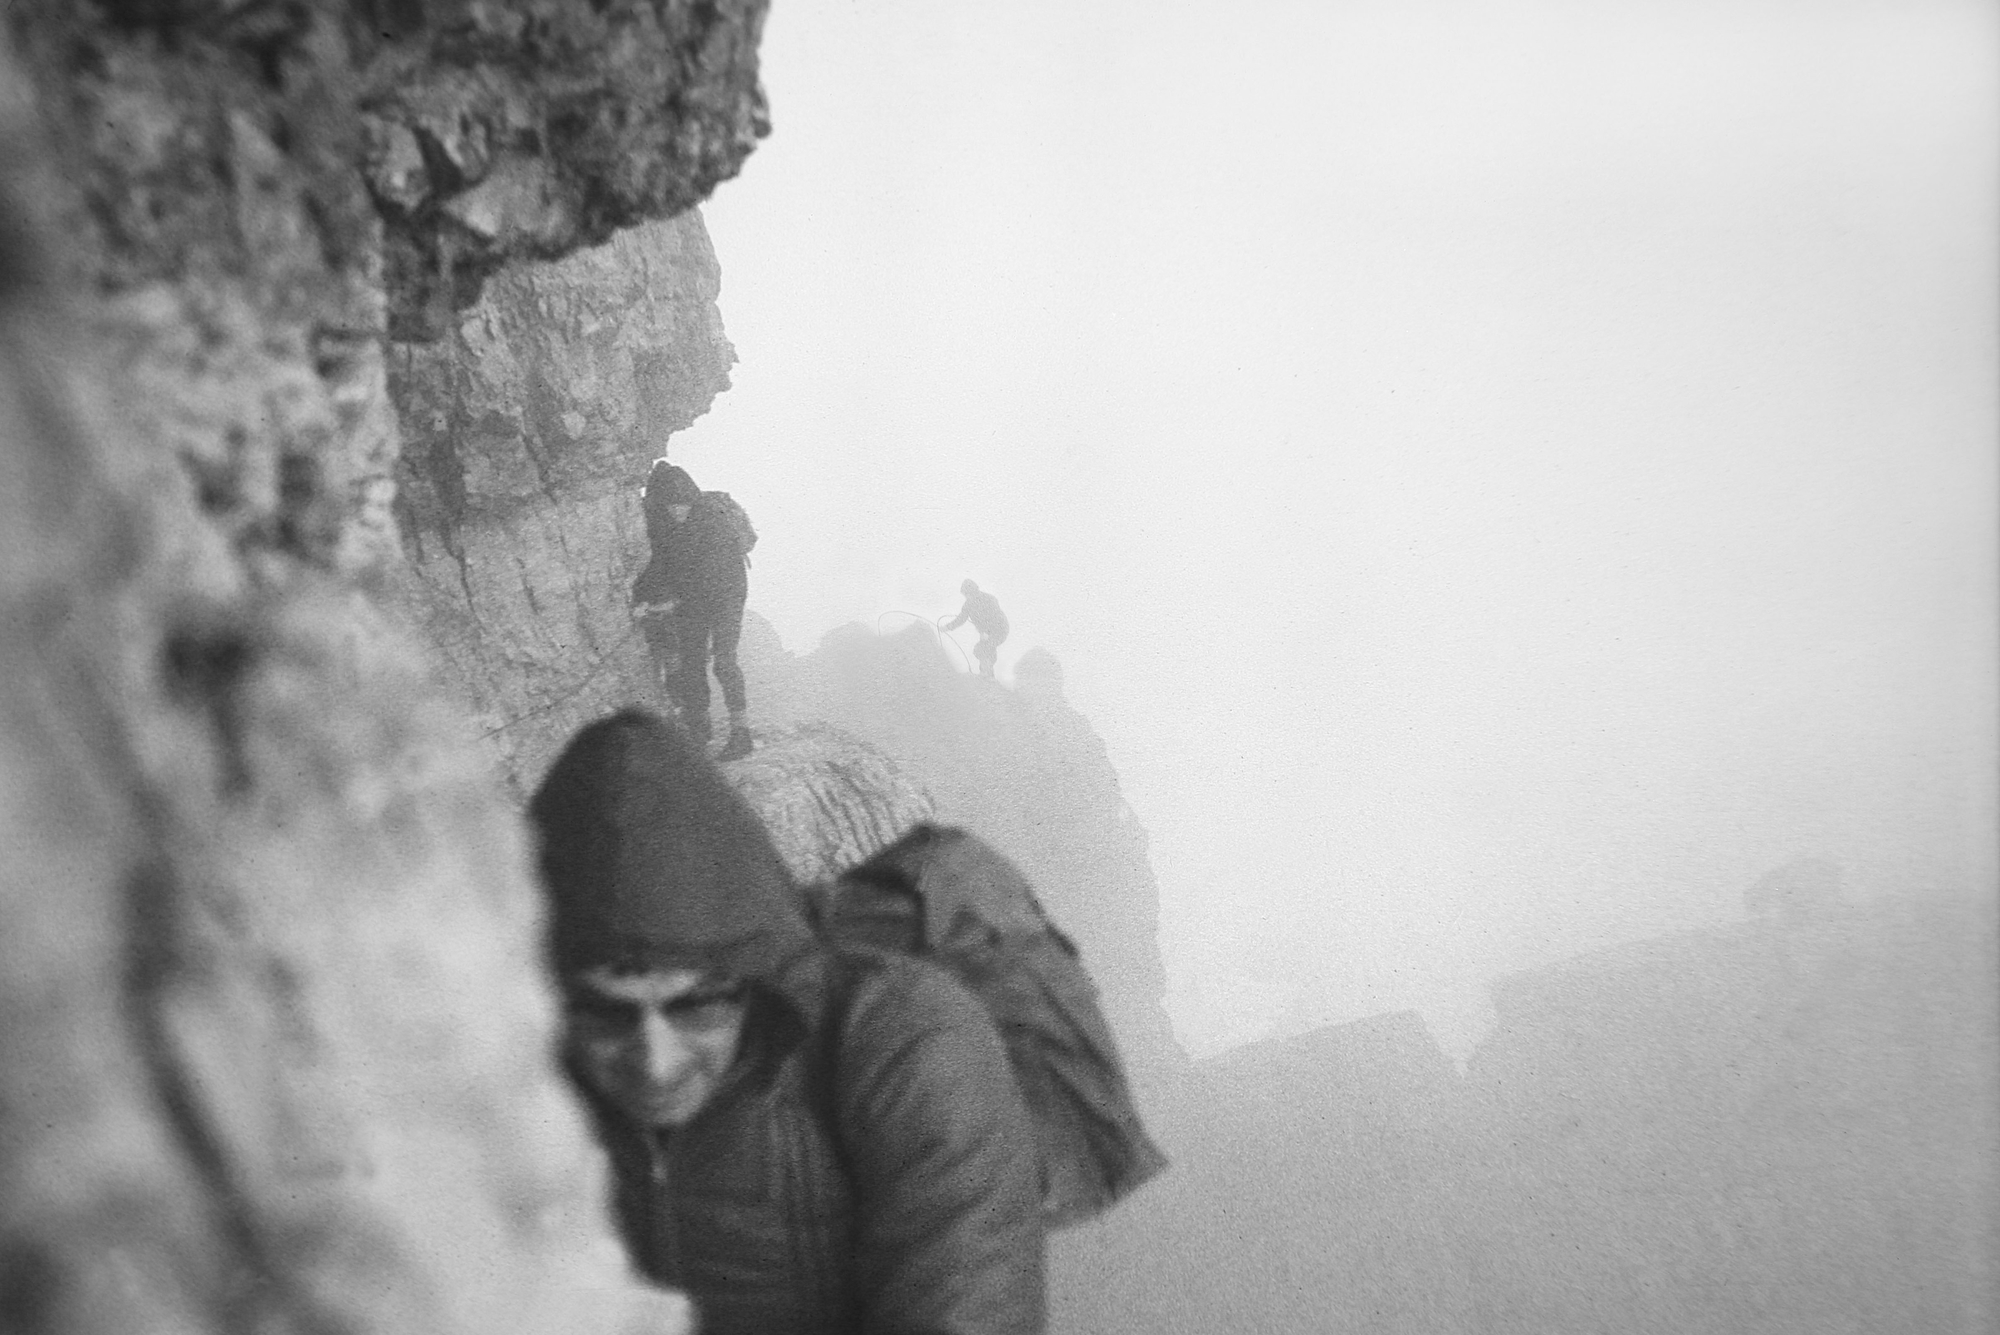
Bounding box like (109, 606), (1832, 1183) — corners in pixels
(874, 609), (975, 676)
(479, 601), (979, 745)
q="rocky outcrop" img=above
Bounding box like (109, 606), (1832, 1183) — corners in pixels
(1051, 890), (1999, 1335)
(384, 210), (735, 787)
(0, 3), (767, 1333)
(360, 0), (768, 342)
(723, 724), (938, 886)
(736, 622), (1179, 1072)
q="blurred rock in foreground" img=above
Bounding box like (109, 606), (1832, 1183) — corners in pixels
(0, 3), (769, 1332)
(721, 722), (938, 885)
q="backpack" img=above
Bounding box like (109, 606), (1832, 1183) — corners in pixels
(641, 461), (756, 563)
(806, 824), (1169, 1228)
(694, 490), (757, 565)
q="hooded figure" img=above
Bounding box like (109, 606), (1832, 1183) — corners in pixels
(531, 709), (1046, 1335)
(631, 459), (755, 756)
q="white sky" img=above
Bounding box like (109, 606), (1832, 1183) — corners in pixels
(668, 0), (1999, 1054)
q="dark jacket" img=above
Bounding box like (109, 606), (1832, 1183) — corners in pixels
(632, 505), (748, 610)
(633, 462), (747, 610)
(531, 711), (1046, 1335)
(945, 591), (1008, 640)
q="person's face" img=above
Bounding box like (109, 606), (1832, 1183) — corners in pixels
(564, 968), (749, 1128)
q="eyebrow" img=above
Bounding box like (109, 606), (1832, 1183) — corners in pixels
(667, 982), (748, 1008)
(567, 981), (747, 1010)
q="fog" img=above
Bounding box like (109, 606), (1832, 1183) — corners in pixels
(670, 0), (1996, 1058)
(732, 610), (1998, 1332)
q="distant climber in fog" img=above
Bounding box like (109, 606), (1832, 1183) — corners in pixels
(942, 580), (1009, 678)
(631, 459), (758, 759)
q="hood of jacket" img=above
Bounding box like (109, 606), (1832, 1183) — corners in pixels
(646, 460), (702, 506)
(529, 709), (820, 1016)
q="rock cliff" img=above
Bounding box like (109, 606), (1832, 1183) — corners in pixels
(0, 3), (767, 1333)
(723, 722), (939, 886)
(384, 211), (734, 786)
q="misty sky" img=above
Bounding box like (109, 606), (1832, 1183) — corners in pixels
(668, 0), (1999, 1055)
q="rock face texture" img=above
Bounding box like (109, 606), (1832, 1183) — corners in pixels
(0, 3), (767, 1333)
(361, 0), (768, 342)
(723, 723), (939, 886)
(384, 211), (734, 788)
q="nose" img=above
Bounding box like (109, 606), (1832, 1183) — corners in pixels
(636, 1007), (692, 1085)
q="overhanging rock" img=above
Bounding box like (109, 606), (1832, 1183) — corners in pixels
(0, 3), (768, 1332)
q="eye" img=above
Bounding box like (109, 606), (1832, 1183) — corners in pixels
(681, 981), (749, 1008)
(677, 1002), (739, 1032)
(566, 995), (639, 1029)
(664, 986), (747, 1030)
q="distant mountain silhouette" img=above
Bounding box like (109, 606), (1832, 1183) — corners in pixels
(735, 613), (1996, 1334)
(1062, 890), (1996, 1335)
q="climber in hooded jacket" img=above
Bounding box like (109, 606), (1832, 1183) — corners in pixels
(632, 460), (754, 758)
(530, 708), (1048, 1335)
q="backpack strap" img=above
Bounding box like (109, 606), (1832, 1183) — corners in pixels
(805, 948), (865, 1193)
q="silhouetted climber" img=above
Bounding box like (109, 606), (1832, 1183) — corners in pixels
(942, 579), (1009, 678)
(631, 459), (757, 758)
(529, 710), (1048, 1335)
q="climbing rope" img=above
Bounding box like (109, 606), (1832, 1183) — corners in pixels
(874, 609), (975, 676)
(480, 602), (975, 746)
(478, 617), (648, 741)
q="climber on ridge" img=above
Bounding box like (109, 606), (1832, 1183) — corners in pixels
(942, 579), (1009, 678)
(630, 459), (758, 759)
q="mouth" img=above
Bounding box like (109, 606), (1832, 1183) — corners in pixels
(625, 1084), (697, 1125)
